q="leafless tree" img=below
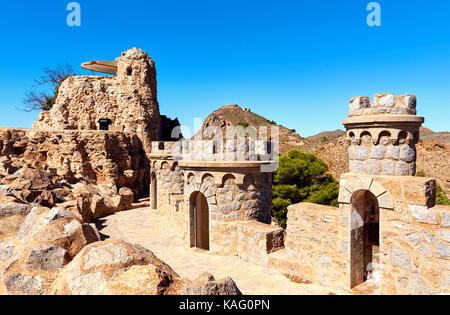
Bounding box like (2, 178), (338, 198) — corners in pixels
(23, 64), (76, 112)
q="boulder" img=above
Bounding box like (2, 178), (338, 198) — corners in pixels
(0, 215), (26, 235)
(119, 187), (134, 207)
(49, 240), (184, 295)
(49, 240), (243, 296)
(0, 207), (100, 295)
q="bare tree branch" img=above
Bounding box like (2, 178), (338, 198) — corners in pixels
(22, 63), (77, 112)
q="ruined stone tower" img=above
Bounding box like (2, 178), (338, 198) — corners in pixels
(33, 48), (161, 154)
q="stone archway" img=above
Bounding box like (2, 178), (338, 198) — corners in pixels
(350, 189), (380, 289)
(189, 191), (209, 250)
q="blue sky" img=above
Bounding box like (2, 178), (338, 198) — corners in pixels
(0, 0), (449, 136)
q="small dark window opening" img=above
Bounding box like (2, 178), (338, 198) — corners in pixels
(267, 141), (272, 154)
(98, 119), (112, 131)
(127, 67), (133, 76)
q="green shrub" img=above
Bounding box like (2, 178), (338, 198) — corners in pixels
(272, 150), (339, 227)
(437, 184), (450, 205)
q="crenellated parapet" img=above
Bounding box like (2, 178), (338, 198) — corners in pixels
(349, 93), (417, 117)
(343, 93), (424, 176)
(150, 138), (275, 163)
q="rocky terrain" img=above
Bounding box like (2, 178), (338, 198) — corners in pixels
(0, 127), (241, 295)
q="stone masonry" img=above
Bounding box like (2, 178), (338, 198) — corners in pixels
(345, 94), (423, 176)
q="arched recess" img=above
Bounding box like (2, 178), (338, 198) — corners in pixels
(201, 173), (215, 186)
(360, 131), (372, 145)
(150, 171), (157, 210)
(350, 190), (380, 289)
(189, 191), (210, 250)
(243, 174), (257, 191)
(220, 174), (236, 187)
(377, 131), (391, 145)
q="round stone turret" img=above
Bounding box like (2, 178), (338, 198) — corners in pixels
(343, 93), (424, 176)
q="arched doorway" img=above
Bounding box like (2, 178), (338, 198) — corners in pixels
(350, 189), (380, 289)
(189, 192), (209, 250)
(150, 172), (157, 210)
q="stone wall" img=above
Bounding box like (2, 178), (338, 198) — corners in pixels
(280, 203), (350, 290)
(151, 159), (185, 232)
(149, 140), (276, 257)
(348, 136), (417, 176)
(33, 48), (161, 155)
(183, 170), (273, 226)
(339, 173), (450, 295)
(0, 128), (148, 196)
(208, 220), (284, 262)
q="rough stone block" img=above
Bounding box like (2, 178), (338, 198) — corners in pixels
(387, 146), (400, 160)
(355, 146), (369, 161)
(383, 160), (395, 175)
(377, 192), (394, 209)
(438, 229), (450, 242)
(391, 247), (414, 271)
(410, 205), (438, 225)
(437, 242), (450, 258)
(397, 161), (410, 175)
(411, 273), (434, 295)
(373, 93), (395, 108)
(371, 145), (386, 159)
(399, 144), (416, 163)
(442, 213), (450, 227)
(417, 243), (433, 258)
(349, 160), (364, 174)
(349, 97), (370, 115)
(365, 159), (382, 175)
(403, 178), (436, 207)
(395, 94), (417, 110)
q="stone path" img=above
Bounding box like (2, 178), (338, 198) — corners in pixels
(96, 207), (345, 295)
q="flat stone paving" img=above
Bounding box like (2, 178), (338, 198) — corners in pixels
(97, 207), (348, 295)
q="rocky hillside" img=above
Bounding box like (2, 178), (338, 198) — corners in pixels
(198, 105), (305, 154)
(420, 127), (450, 144)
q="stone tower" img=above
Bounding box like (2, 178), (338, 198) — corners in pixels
(336, 94), (449, 294)
(345, 93), (423, 176)
(148, 132), (279, 253)
(33, 48), (161, 154)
